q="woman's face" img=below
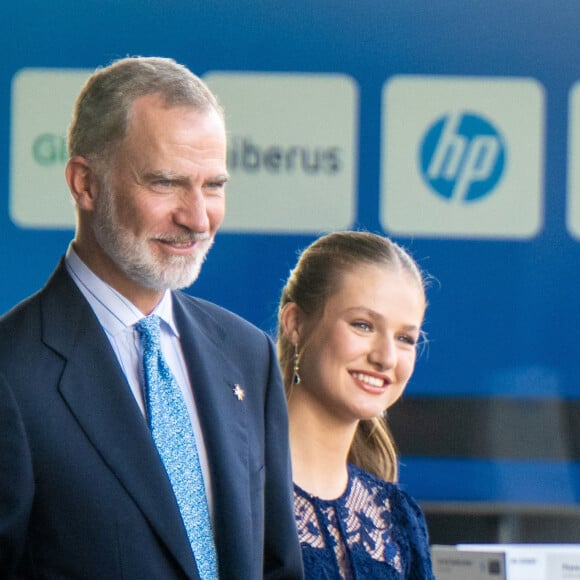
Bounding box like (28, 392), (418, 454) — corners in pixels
(297, 263), (425, 424)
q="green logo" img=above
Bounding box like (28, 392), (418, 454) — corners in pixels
(32, 133), (67, 166)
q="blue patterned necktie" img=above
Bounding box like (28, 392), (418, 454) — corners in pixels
(136, 315), (218, 579)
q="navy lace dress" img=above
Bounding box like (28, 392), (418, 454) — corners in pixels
(293, 464), (435, 579)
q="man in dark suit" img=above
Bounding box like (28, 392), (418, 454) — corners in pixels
(0, 56), (303, 579)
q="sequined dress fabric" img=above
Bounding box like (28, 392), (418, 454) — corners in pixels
(294, 464), (434, 579)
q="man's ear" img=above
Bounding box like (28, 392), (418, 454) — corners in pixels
(65, 156), (99, 211)
(280, 302), (304, 345)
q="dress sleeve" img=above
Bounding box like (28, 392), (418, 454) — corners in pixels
(395, 487), (435, 580)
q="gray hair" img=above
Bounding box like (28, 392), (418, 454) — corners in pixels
(67, 56), (223, 166)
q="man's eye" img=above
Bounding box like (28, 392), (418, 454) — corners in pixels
(207, 181), (226, 190)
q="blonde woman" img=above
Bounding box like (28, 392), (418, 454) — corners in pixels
(278, 231), (434, 579)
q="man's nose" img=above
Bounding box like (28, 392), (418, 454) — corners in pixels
(174, 188), (210, 231)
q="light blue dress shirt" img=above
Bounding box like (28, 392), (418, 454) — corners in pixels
(64, 245), (214, 516)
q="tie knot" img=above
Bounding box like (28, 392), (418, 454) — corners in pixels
(136, 315), (161, 350)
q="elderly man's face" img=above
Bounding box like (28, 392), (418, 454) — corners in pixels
(91, 94), (228, 299)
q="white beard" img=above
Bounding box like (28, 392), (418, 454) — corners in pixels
(92, 183), (213, 291)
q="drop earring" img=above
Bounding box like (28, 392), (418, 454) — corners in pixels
(293, 343), (301, 385)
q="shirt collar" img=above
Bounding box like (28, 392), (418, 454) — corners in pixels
(65, 244), (179, 338)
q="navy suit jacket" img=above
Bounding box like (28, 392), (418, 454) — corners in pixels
(0, 261), (303, 579)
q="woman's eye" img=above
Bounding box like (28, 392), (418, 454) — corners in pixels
(398, 334), (418, 346)
(352, 321), (372, 332)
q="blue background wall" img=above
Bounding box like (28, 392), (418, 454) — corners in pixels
(2, 1), (580, 509)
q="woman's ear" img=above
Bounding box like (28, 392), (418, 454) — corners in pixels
(65, 156), (99, 211)
(280, 302), (303, 345)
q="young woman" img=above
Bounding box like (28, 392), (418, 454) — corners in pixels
(277, 231), (434, 579)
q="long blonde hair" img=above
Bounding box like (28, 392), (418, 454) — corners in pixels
(277, 231), (427, 482)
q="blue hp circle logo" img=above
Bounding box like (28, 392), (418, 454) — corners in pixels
(419, 112), (506, 202)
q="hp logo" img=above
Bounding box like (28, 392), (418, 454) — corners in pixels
(419, 112), (506, 203)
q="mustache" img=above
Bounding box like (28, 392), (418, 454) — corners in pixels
(150, 231), (211, 244)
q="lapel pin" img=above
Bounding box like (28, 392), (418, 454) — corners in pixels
(233, 384), (245, 401)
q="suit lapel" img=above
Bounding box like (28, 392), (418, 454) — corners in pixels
(40, 263), (198, 578)
(173, 294), (253, 574)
